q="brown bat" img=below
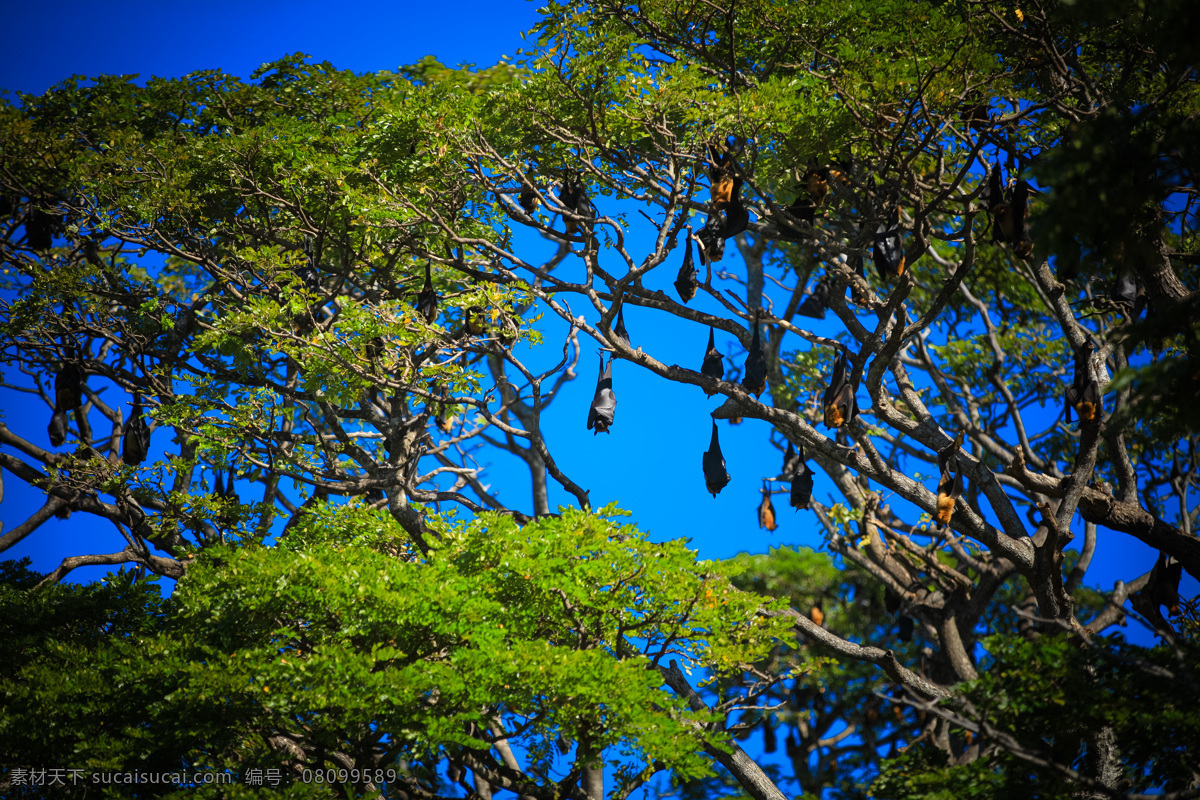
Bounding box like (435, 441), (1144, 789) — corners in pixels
(934, 463), (963, 530)
(1064, 342), (1101, 424)
(416, 262), (438, 324)
(821, 350), (856, 429)
(719, 175), (749, 239)
(519, 170), (539, 214)
(741, 315), (767, 397)
(674, 225), (698, 303)
(805, 161), (830, 208)
(700, 327), (723, 395)
(464, 305), (487, 336)
(702, 420), (731, 497)
(758, 481), (778, 532)
(708, 141), (735, 210)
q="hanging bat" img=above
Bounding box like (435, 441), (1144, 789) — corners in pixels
(1150, 550), (1183, 615)
(695, 217), (725, 265)
(719, 176), (749, 239)
(674, 226), (698, 303)
(809, 604), (825, 627)
(898, 615), (915, 642)
(741, 316), (767, 397)
(1010, 178), (1033, 258)
(702, 420), (731, 496)
(1064, 343), (1101, 424)
(519, 167), (539, 215)
(872, 208), (905, 279)
(790, 463), (813, 510)
(464, 305), (487, 336)
(416, 262), (438, 324)
(297, 234), (322, 292)
(55, 361), (84, 412)
(611, 303), (631, 349)
(782, 441), (801, 479)
(758, 481), (778, 532)
(121, 394), (152, 466)
(788, 192), (817, 224)
(26, 208), (60, 251)
(1108, 271), (1137, 315)
(805, 161), (830, 208)
(586, 354), (617, 434)
(850, 254), (868, 305)
(981, 163), (1004, 214)
(701, 327), (724, 395)
(762, 720), (777, 754)
(797, 273), (832, 319)
(708, 140), (735, 210)
(48, 409), (68, 448)
(821, 350), (856, 429)
(934, 463), (962, 530)
(560, 174), (593, 235)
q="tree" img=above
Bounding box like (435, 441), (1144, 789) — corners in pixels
(1, 0), (1198, 797)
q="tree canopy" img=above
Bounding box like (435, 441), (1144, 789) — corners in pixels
(1, 0), (1198, 798)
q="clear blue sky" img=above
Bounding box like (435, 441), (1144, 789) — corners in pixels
(1, 0), (1189, 648)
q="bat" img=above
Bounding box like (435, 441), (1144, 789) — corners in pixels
(758, 481), (778, 531)
(762, 720), (777, 754)
(519, 169), (539, 214)
(26, 208), (60, 251)
(48, 409), (68, 448)
(297, 234), (322, 292)
(121, 394), (152, 466)
(702, 420), (731, 496)
(806, 163), (830, 208)
(586, 354), (617, 434)
(55, 361), (84, 412)
(701, 327), (724, 395)
(695, 217), (725, 265)
(850, 253), (868, 305)
(898, 615), (915, 642)
(611, 303), (631, 349)
(809, 604), (825, 627)
(821, 350), (856, 429)
(560, 174), (593, 235)
(797, 273), (832, 319)
(464, 305), (487, 336)
(1150, 550), (1183, 615)
(741, 316), (767, 397)
(790, 463), (813, 510)
(708, 140), (735, 210)
(1009, 179), (1033, 258)
(872, 208), (905, 279)
(674, 226), (698, 303)
(416, 262), (438, 324)
(1108, 271), (1137, 315)
(1064, 343), (1101, 424)
(934, 463), (962, 530)
(884, 589), (901, 615)
(719, 176), (749, 239)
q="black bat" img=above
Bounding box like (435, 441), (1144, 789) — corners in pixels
(788, 191), (817, 224)
(934, 463), (962, 530)
(519, 169), (539, 214)
(898, 615), (915, 642)
(758, 481), (778, 531)
(48, 409), (68, 448)
(121, 394), (152, 466)
(872, 208), (905, 280)
(1150, 550), (1183, 616)
(560, 173), (594, 235)
(783, 441), (813, 510)
(720, 176), (749, 239)
(1064, 342), (1101, 424)
(695, 216), (725, 265)
(741, 316), (767, 397)
(1010, 179), (1033, 258)
(674, 226), (698, 303)
(981, 162), (1004, 214)
(1108, 271), (1137, 314)
(821, 350), (856, 429)
(797, 273), (832, 319)
(297, 234), (322, 292)
(416, 262), (438, 324)
(937, 429), (965, 476)
(702, 420), (731, 497)
(26, 208), (61, 251)
(55, 361), (83, 411)
(586, 354), (617, 434)
(701, 327), (724, 396)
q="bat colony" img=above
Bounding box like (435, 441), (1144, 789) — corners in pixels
(39, 141), (1116, 550)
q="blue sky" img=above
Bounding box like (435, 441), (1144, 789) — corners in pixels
(1, 0), (1191, 650)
